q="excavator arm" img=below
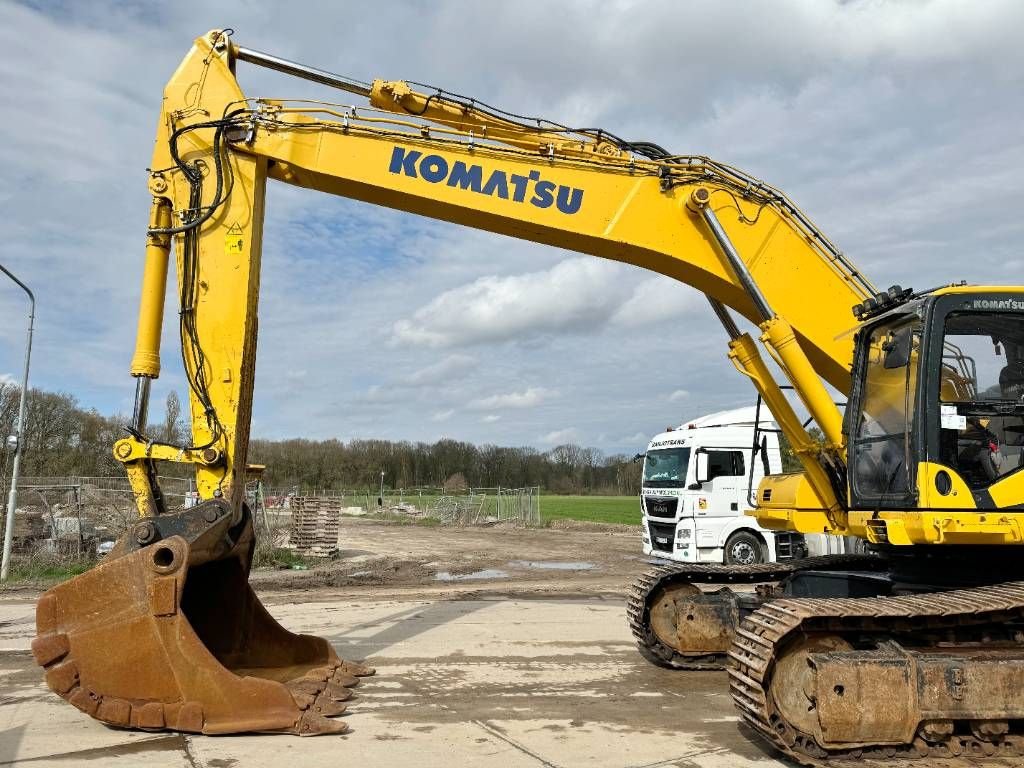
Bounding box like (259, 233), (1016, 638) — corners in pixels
(124, 31), (875, 529)
(34, 29), (896, 740)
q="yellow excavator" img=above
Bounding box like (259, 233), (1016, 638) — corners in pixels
(32, 29), (1024, 761)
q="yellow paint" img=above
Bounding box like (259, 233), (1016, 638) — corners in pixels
(759, 316), (844, 450)
(225, 236), (245, 255)
(916, 462), (975, 509)
(727, 334), (844, 527)
(129, 199), (172, 377)
(752, 473), (848, 535)
(118, 30), (1024, 553)
(849, 510), (1024, 546)
(989, 467), (1024, 509)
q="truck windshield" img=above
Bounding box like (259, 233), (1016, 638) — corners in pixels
(643, 448), (690, 488)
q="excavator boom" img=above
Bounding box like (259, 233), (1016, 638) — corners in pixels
(31, 29), (870, 738)
(34, 29), (1024, 763)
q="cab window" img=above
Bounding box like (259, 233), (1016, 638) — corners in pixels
(706, 450), (745, 481)
(938, 312), (1024, 490)
(851, 318), (921, 503)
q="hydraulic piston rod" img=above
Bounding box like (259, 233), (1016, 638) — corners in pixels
(235, 45), (372, 98)
(691, 189), (844, 448)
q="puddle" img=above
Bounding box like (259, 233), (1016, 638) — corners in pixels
(434, 569), (509, 581)
(507, 561), (596, 571)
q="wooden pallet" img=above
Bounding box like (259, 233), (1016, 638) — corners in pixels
(289, 497), (341, 556)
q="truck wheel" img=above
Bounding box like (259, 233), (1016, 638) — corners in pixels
(725, 531), (764, 565)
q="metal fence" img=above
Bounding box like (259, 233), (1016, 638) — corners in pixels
(262, 485), (541, 526)
(1, 478), (544, 555)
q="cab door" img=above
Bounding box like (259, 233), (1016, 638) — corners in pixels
(693, 448), (748, 548)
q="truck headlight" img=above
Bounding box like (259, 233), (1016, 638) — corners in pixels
(677, 528), (691, 539)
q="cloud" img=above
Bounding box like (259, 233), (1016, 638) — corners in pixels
(469, 387), (557, 410)
(482, 414), (501, 423)
(540, 428), (580, 445)
(391, 257), (635, 348)
(2, 0), (1022, 458)
(669, 389), (690, 402)
(431, 409), (454, 422)
(404, 354), (476, 385)
(391, 257), (705, 348)
(611, 278), (700, 327)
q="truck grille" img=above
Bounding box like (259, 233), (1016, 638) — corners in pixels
(647, 521), (676, 554)
(644, 496), (678, 518)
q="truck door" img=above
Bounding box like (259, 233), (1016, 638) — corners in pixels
(695, 449), (748, 536)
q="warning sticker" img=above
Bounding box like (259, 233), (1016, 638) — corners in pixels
(940, 405), (967, 430)
(941, 414), (967, 430)
(225, 223), (244, 255)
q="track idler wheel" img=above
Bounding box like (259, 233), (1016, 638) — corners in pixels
(648, 583), (740, 661)
(31, 501), (373, 735)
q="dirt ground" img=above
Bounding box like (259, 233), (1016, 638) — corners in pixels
(0, 518), (791, 767)
(253, 517), (648, 598)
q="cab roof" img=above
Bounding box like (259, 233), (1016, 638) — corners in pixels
(680, 406), (776, 430)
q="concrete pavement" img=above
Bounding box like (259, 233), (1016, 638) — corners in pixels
(0, 593), (788, 767)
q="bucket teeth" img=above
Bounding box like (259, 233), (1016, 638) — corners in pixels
(44, 659), (79, 695)
(288, 686), (350, 717)
(294, 709), (350, 736)
(299, 665), (360, 688)
(32, 511), (376, 737)
(322, 681), (353, 702)
(69, 688), (101, 716)
(338, 660), (375, 677)
(311, 695), (348, 717)
(31, 633), (70, 666)
(287, 678), (328, 697)
(96, 697), (132, 726)
(332, 672), (360, 688)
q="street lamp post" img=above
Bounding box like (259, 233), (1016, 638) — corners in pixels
(0, 263), (34, 582)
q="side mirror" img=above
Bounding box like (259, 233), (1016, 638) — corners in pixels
(687, 482), (701, 490)
(695, 450), (710, 485)
(760, 436), (770, 475)
(882, 327), (914, 369)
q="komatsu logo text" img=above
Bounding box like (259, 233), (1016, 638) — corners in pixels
(969, 298), (1024, 311)
(388, 146), (584, 215)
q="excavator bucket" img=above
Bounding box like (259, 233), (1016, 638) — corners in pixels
(31, 499), (373, 735)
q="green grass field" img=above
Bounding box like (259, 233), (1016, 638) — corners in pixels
(539, 494), (639, 526)
(326, 491), (642, 527)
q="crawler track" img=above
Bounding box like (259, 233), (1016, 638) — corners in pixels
(626, 554), (879, 670)
(728, 582), (1024, 766)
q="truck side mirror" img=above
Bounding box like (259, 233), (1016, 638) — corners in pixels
(694, 449), (710, 485)
(760, 436), (770, 475)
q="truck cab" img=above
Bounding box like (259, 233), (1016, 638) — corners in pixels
(640, 406), (808, 564)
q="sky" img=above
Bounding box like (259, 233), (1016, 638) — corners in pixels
(0, 0), (1022, 456)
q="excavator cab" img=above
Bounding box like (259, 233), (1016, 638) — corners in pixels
(848, 288), (1024, 513)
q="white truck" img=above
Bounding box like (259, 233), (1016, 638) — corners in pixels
(640, 405), (829, 565)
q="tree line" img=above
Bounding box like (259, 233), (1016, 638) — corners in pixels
(0, 384), (642, 495)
